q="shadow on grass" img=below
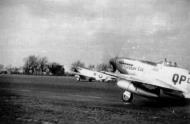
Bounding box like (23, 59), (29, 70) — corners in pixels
(111, 97), (190, 109)
(0, 82), (23, 124)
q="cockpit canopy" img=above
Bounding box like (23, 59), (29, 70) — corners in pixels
(140, 58), (177, 67)
(140, 60), (157, 66)
(158, 58), (178, 67)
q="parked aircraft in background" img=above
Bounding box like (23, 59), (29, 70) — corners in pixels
(103, 57), (190, 103)
(72, 67), (116, 82)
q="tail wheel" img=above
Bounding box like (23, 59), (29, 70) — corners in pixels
(122, 91), (133, 103)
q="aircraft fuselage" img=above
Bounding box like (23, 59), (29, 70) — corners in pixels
(110, 58), (190, 98)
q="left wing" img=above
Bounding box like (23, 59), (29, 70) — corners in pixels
(103, 72), (182, 92)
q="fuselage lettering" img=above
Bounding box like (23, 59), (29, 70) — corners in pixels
(172, 74), (179, 85)
(188, 78), (190, 84)
(172, 74), (189, 85)
(179, 75), (186, 84)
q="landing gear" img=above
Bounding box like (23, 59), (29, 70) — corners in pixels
(76, 77), (80, 81)
(89, 78), (93, 82)
(75, 75), (81, 81)
(122, 91), (133, 103)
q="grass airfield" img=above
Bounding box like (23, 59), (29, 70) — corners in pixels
(0, 75), (190, 124)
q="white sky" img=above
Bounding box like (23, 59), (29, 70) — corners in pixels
(0, 0), (190, 71)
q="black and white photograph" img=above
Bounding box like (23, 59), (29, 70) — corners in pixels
(0, 0), (190, 124)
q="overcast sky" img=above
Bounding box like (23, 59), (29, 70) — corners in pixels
(0, 0), (190, 70)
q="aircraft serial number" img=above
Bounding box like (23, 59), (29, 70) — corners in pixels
(124, 65), (144, 72)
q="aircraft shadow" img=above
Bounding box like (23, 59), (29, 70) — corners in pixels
(111, 96), (190, 108)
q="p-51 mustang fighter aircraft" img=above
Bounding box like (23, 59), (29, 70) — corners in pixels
(104, 58), (190, 102)
(73, 67), (116, 82)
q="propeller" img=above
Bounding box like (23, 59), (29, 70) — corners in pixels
(100, 38), (127, 73)
(109, 57), (117, 72)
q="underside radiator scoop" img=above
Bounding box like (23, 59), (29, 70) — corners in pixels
(117, 80), (158, 98)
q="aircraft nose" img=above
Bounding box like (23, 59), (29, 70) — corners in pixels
(109, 58), (115, 65)
(109, 58), (117, 72)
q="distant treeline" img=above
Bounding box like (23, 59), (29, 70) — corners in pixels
(23, 55), (65, 76)
(70, 60), (111, 72)
(0, 55), (112, 76)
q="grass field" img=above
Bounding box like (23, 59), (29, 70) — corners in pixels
(0, 75), (190, 124)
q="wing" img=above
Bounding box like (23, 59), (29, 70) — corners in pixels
(103, 72), (182, 92)
(72, 72), (83, 76)
(72, 72), (96, 80)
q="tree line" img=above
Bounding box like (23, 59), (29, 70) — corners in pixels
(70, 60), (111, 72)
(0, 55), (112, 76)
(23, 55), (65, 76)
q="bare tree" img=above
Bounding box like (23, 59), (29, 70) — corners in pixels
(23, 55), (38, 74)
(87, 64), (95, 70)
(0, 64), (4, 71)
(48, 62), (65, 76)
(96, 63), (110, 72)
(70, 60), (85, 71)
(38, 57), (48, 74)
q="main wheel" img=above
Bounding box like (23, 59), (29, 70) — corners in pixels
(76, 77), (80, 81)
(122, 91), (133, 103)
(75, 75), (80, 81)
